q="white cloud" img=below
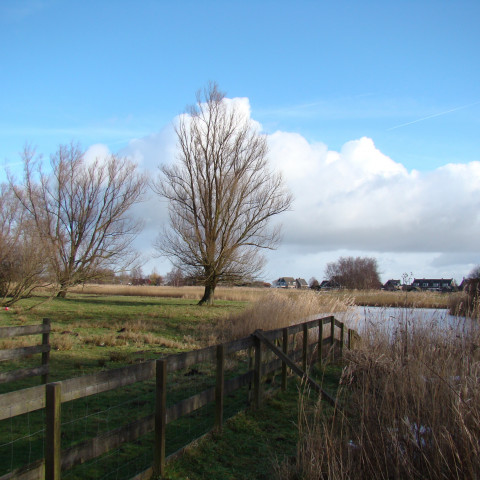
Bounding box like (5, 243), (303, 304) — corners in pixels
(83, 143), (111, 167)
(107, 95), (480, 281)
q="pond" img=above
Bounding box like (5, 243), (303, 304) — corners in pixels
(332, 306), (476, 337)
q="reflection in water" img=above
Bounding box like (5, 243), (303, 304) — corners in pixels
(335, 306), (476, 337)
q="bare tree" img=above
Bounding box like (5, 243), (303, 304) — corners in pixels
(468, 265), (480, 279)
(155, 83), (292, 305)
(11, 144), (147, 297)
(0, 183), (47, 305)
(325, 256), (382, 290)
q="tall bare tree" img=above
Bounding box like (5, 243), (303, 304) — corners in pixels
(325, 256), (382, 290)
(11, 144), (147, 297)
(155, 83), (292, 305)
(0, 183), (47, 305)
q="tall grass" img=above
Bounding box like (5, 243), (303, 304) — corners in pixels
(68, 284), (269, 302)
(218, 289), (353, 341)
(278, 316), (480, 479)
(448, 282), (480, 319)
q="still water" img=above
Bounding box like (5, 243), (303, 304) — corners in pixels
(332, 306), (476, 336)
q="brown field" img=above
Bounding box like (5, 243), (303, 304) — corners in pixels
(68, 284), (455, 309)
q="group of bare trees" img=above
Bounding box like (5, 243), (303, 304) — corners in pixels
(324, 256), (382, 290)
(2, 82), (292, 306)
(1, 145), (146, 305)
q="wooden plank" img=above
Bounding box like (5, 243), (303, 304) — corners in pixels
(253, 335), (262, 410)
(166, 387), (216, 423)
(340, 322), (345, 355)
(282, 328), (288, 391)
(254, 330), (337, 407)
(215, 345), (225, 431)
(167, 345), (216, 373)
(0, 324), (49, 339)
(0, 364), (49, 384)
(154, 359), (166, 478)
(224, 336), (254, 355)
(334, 318), (343, 328)
(224, 371), (253, 394)
(302, 323), (308, 372)
(129, 467), (153, 480)
(61, 360), (155, 403)
(0, 460), (44, 480)
(41, 318), (50, 384)
(318, 319), (324, 365)
(0, 384), (46, 420)
(0, 344), (50, 362)
(45, 383), (61, 480)
(61, 414), (155, 471)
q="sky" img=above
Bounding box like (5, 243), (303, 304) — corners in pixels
(1, 0), (479, 284)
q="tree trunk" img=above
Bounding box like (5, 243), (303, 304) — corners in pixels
(56, 287), (67, 298)
(198, 284), (215, 306)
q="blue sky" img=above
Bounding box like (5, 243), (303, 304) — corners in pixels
(1, 1), (479, 283)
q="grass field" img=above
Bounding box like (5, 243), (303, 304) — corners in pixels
(0, 286), (468, 479)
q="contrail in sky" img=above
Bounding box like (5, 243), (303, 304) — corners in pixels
(387, 100), (480, 131)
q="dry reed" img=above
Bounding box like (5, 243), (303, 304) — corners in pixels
(278, 315), (480, 480)
(218, 289), (353, 341)
(68, 284), (269, 302)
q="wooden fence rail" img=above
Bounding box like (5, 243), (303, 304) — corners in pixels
(0, 315), (358, 480)
(0, 318), (50, 385)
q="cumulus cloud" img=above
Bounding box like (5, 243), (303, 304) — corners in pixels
(268, 133), (480, 254)
(110, 95), (480, 281)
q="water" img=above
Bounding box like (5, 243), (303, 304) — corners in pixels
(333, 306), (476, 337)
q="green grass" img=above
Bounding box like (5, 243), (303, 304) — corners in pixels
(0, 292), (345, 480)
(165, 367), (341, 480)
(0, 293), (247, 391)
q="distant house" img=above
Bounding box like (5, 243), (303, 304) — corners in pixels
(319, 280), (342, 290)
(274, 277), (296, 288)
(383, 279), (401, 291)
(295, 278), (308, 289)
(411, 278), (457, 292)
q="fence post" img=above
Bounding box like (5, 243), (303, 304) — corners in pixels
(215, 345), (225, 432)
(340, 322), (345, 356)
(253, 334), (262, 410)
(282, 328), (288, 391)
(318, 319), (323, 366)
(42, 318), (51, 384)
(330, 316), (335, 360)
(154, 359), (167, 478)
(302, 323), (308, 372)
(45, 382), (61, 480)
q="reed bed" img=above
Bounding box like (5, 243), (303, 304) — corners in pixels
(343, 289), (451, 309)
(278, 315), (480, 480)
(218, 289), (353, 341)
(67, 284), (454, 309)
(68, 284), (269, 302)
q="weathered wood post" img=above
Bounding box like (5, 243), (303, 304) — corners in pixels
(42, 318), (51, 384)
(330, 316), (335, 360)
(253, 334), (262, 410)
(318, 318), (324, 366)
(340, 322), (345, 356)
(215, 345), (225, 432)
(348, 328), (353, 349)
(281, 327), (288, 391)
(154, 359), (167, 478)
(45, 382), (61, 480)
(302, 323), (308, 372)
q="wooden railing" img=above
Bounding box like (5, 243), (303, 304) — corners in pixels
(0, 318), (50, 385)
(0, 315), (358, 480)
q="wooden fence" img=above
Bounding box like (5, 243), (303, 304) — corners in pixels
(0, 315), (357, 480)
(0, 318), (50, 385)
